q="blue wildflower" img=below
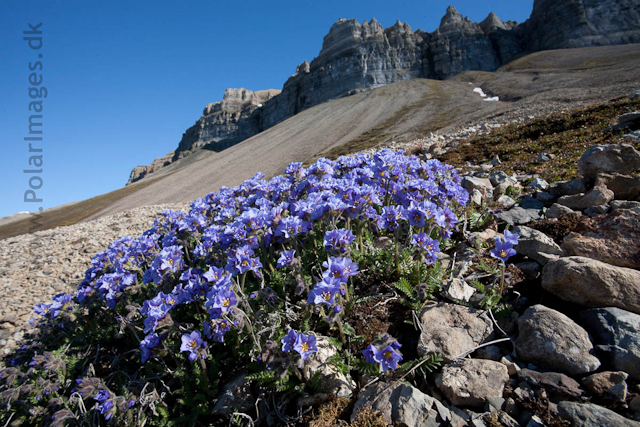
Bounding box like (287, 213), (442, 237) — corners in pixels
(180, 331), (207, 361)
(293, 333), (317, 361)
(276, 249), (296, 269)
(491, 238), (517, 262)
(281, 329), (299, 352)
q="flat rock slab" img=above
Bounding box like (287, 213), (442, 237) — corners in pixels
(436, 358), (509, 408)
(581, 307), (640, 380)
(577, 143), (640, 180)
(515, 305), (600, 375)
(497, 206), (543, 225)
(517, 368), (583, 398)
(542, 256), (640, 314)
(512, 225), (563, 265)
(417, 302), (493, 361)
(350, 381), (439, 426)
(558, 401), (640, 427)
(562, 209), (640, 269)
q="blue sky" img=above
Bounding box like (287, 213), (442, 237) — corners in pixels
(0, 0), (534, 218)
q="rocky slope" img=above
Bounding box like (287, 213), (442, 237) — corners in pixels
(129, 0), (640, 183)
(4, 98), (640, 425)
(0, 202), (189, 355)
(2, 43), (638, 241)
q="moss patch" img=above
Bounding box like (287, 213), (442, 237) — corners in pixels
(437, 97), (640, 183)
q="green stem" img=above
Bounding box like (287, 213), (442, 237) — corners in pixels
(198, 357), (210, 390)
(499, 261), (506, 298)
(394, 232), (401, 276)
(336, 314), (347, 346)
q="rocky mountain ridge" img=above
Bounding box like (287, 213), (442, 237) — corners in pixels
(128, 0), (639, 184)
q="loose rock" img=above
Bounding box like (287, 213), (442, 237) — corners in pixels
(562, 209), (640, 269)
(581, 307), (640, 380)
(515, 305), (600, 375)
(548, 178), (587, 196)
(545, 203), (581, 219)
(305, 336), (356, 398)
(435, 359), (509, 408)
(557, 401), (640, 427)
(512, 225), (563, 265)
(350, 381), (439, 426)
(517, 368), (583, 398)
(542, 256), (640, 314)
(582, 371), (628, 402)
(417, 302), (493, 361)
(557, 186), (614, 211)
(462, 176), (494, 200)
(577, 143), (640, 180)
(497, 207), (543, 225)
(595, 172), (640, 200)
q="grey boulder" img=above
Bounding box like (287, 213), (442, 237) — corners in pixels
(515, 305), (600, 375)
(558, 401), (640, 427)
(542, 256), (640, 314)
(512, 225), (563, 265)
(577, 143), (640, 180)
(581, 307), (640, 380)
(435, 358), (509, 408)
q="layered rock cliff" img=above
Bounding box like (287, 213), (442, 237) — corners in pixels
(524, 0), (640, 51)
(128, 88), (279, 184)
(175, 88), (280, 158)
(128, 0), (640, 185)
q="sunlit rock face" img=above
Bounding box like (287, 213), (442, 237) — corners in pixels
(524, 0), (640, 51)
(128, 0), (640, 183)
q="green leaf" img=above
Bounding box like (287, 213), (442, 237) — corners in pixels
(394, 277), (416, 301)
(342, 322), (356, 336)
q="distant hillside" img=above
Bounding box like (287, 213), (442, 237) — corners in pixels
(128, 0), (640, 184)
(2, 43), (639, 241)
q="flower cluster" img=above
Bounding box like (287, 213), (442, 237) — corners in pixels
(33, 293), (74, 319)
(23, 149), (469, 423)
(281, 329), (318, 361)
(363, 335), (403, 372)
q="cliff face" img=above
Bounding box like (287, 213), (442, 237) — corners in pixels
(262, 18), (424, 129)
(128, 0), (640, 185)
(422, 6), (502, 80)
(174, 88), (280, 159)
(524, 0), (640, 51)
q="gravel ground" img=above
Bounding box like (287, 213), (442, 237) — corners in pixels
(0, 202), (190, 357)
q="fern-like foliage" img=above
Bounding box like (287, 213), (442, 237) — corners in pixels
(396, 353), (443, 379)
(394, 277), (416, 300)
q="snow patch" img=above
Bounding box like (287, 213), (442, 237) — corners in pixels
(473, 87), (487, 97)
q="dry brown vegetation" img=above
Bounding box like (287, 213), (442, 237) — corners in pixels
(438, 97), (640, 182)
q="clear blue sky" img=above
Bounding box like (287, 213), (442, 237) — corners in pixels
(0, 0), (534, 218)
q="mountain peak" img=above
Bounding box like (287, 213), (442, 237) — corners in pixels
(480, 11), (507, 33)
(441, 5), (463, 26)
